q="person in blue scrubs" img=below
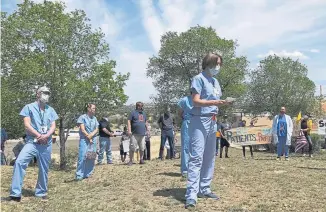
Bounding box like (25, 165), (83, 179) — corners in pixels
(185, 53), (227, 209)
(75, 103), (99, 180)
(1, 128), (8, 165)
(177, 94), (193, 178)
(9, 86), (58, 202)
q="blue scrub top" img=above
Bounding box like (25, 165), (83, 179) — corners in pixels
(178, 96), (193, 120)
(20, 102), (59, 144)
(277, 115), (287, 137)
(190, 72), (222, 116)
(77, 114), (99, 141)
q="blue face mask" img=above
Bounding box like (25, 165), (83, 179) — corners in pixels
(209, 65), (220, 76)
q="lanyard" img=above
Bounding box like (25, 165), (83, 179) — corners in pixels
(38, 106), (45, 125)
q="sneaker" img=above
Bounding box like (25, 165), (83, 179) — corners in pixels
(185, 199), (196, 209)
(198, 192), (220, 200)
(139, 160), (145, 165)
(215, 153), (219, 156)
(40, 196), (48, 201)
(107, 161), (113, 164)
(309, 155), (313, 158)
(97, 162), (103, 165)
(127, 161), (133, 166)
(276, 157), (280, 161)
(225, 155), (229, 158)
(9, 196), (21, 202)
(285, 157), (289, 161)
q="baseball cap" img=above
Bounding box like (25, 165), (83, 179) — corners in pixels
(37, 86), (51, 94)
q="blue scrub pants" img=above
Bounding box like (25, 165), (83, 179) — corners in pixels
(10, 143), (52, 197)
(181, 119), (190, 175)
(277, 136), (289, 157)
(97, 137), (112, 164)
(185, 116), (217, 202)
(76, 138), (97, 180)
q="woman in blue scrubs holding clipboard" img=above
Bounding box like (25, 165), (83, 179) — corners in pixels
(185, 53), (227, 209)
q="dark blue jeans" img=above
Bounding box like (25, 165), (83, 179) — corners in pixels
(159, 129), (174, 159)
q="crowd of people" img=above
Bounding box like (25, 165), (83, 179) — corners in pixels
(0, 53), (324, 209)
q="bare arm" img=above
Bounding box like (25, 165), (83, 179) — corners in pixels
(23, 117), (42, 139)
(192, 93), (226, 107)
(89, 127), (98, 138)
(127, 120), (131, 135)
(79, 124), (89, 138)
(102, 128), (113, 136)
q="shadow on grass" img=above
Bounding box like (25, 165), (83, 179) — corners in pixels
(157, 172), (182, 177)
(173, 164), (181, 167)
(296, 166), (326, 171)
(153, 188), (186, 203)
(22, 188), (35, 197)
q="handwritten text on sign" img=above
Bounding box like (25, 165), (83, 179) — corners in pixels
(226, 127), (272, 146)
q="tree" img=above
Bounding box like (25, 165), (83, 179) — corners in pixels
(146, 26), (248, 116)
(242, 55), (315, 117)
(1, 0), (129, 169)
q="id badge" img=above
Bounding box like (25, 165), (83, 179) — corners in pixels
(213, 88), (219, 97)
(41, 126), (48, 134)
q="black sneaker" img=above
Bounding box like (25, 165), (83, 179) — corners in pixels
(9, 196), (21, 202)
(40, 196), (48, 201)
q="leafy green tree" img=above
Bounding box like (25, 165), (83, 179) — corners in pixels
(146, 26), (248, 116)
(242, 55), (315, 117)
(1, 0), (129, 169)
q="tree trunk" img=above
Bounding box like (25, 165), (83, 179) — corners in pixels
(59, 118), (66, 170)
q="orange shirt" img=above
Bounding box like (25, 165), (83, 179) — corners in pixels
(216, 131), (221, 137)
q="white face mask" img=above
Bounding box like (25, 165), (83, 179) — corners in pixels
(209, 65), (220, 76)
(40, 93), (49, 103)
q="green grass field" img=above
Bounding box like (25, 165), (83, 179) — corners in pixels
(1, 148), (326, 212)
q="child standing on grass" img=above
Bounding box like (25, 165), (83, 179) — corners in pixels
(120, 126), (128, 162)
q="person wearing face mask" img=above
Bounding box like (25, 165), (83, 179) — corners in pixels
(97, 112), (114, 165)
(75, 103), (99, 180)
(158, 106), (176, 160)
(8, 86), (58, 202)
(272, 106), (293, 161)
(127, 102), (148, 165)
(185, 53), (228, 209)
(300, 114), (313, 157)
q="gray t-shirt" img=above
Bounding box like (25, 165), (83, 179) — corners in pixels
(158, 113), (175, 131)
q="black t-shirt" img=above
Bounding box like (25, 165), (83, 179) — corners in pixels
(158, 113), (175, 131)
(301, 120), (308, 136)
(99, 118), (113, 137)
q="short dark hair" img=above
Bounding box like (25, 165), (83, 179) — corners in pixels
(85, 103), (95, 112)
(136, 102), (143, 109)
(202, 53), (223, 70)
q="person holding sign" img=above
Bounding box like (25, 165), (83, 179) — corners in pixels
(301, 115), (313, 157)
(9, 86), (58, 202)
(120, 126), (129, 162)
(185, 53), (228, 209)
(75, 103), (99, 180)
(272, 107), (293, 161)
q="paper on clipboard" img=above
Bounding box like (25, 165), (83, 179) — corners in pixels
(225, 97), (236, 103)
(122, 139), (130, 153)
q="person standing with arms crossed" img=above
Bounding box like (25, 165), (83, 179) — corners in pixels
(178, 94), (193, 177)
(158, 106), (176, 160)
(127, 102), (148, 165)
(9, 86), (58, 202)
(185, 53), (228, 209)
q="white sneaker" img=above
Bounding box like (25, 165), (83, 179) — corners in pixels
(285, 157), (289, 161)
